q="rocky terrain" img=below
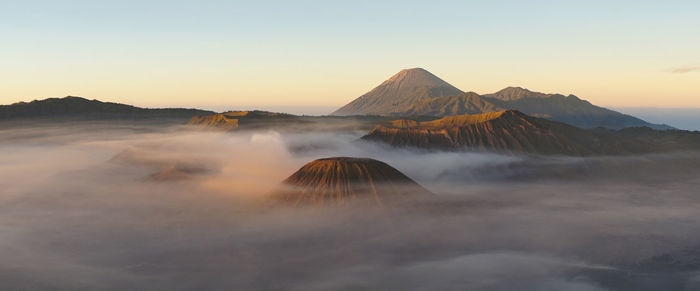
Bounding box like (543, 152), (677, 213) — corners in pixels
(187, 110), (299, 131)
(361, 110), (662, 155)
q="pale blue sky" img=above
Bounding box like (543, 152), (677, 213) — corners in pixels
(1, 0), (698, 109)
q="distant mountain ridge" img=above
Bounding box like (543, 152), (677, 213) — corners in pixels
(482, 87), (671, 130)
(332, 69), (672, 130)
(0, 96), (214, 121)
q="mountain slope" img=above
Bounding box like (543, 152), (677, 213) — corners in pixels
(0, 96), (214, 121)
(361, 110), (660, 156)
(483, 87), (673, 130)
(332, 69), (671, 129)
(482, 86), (551, 101)
(402, 91), (504, 116)
(331, 68), (463, 116)
(272, 157), (431, 206)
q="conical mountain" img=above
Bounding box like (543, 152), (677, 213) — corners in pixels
(272, 157), (431, 206)
(331, 68), (463, 116)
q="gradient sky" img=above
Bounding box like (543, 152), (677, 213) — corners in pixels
(1, 0), (698, 111)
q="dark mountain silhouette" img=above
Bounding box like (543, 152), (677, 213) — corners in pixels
(0, 96), (214, 121)
(332, 68), (463, 116)
(272, 157), (431, 206)
(361, 110), (662, 156)
(332, 69), (671, 130)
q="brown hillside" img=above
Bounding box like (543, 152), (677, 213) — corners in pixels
(188, 114), (240, 130)
(329, 68), (670, 129)
(361, 110), (659, 156)
(187, 110), (298, 131)
(272, 157), (431, 206)
(403, 92), (504, 116)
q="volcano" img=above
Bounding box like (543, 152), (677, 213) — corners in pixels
(331, 68), (463, 116)
(330, 69), (671, 130)
(272, 157), (431, 206)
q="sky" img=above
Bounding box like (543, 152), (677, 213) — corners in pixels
(1, 0), (698, 111)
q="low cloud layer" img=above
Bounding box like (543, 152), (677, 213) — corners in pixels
(1, 122), (700, 290)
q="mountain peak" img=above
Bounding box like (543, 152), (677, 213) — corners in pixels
(484, 87), (549, 101)
(381, 68), (453, 89)
(332, 68), (462, 116)
(499, 86), (534, 94)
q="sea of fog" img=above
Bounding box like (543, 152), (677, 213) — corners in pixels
(1, 122), (700, 290)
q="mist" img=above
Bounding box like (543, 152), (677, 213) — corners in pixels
(2, 122), (700, 290)
(613, 107), (700, 131)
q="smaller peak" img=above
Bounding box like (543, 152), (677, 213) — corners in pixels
(487, 87), (548, 101)
(498, 86), (533, 93)
(273, 156), (430, 206)
(67, 96), (93, 101)
(462, 91), (482, 96)
(30, 96), (91, 103)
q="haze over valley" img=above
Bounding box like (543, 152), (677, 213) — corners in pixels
(2, 117), (700, 290)
(2, 1), (699, 290)
(2, 67), (700, 290)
